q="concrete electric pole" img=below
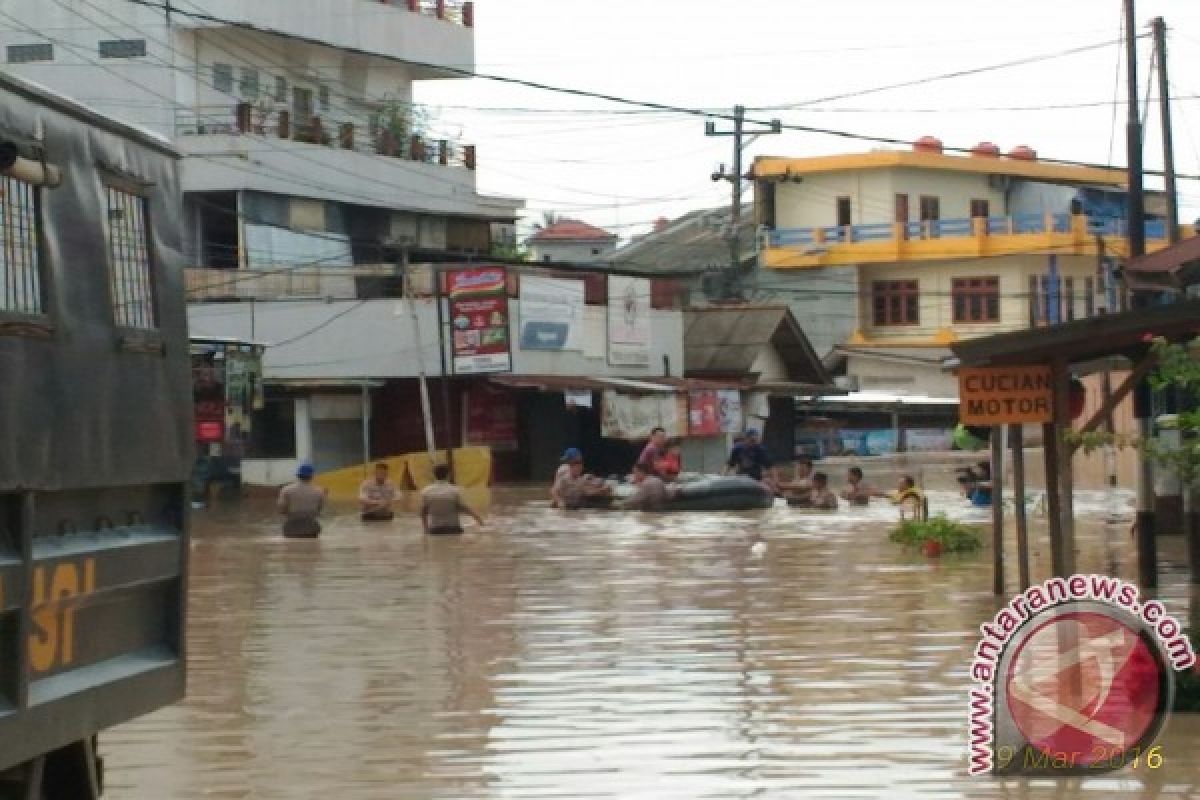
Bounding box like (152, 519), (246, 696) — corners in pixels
(706, 105), (781, 299)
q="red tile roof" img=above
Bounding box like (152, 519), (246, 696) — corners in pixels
(528, 219), (617, 242)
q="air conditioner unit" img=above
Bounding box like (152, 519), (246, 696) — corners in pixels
(987, 175), (1011, 191)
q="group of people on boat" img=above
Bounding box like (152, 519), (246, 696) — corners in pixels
(549, 427), (927, 518)
(276, 460), (483, 538)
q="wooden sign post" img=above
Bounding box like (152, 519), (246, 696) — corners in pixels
(958, 365), (1053, 593)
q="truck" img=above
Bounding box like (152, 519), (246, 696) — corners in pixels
(0, 71), (191, 797)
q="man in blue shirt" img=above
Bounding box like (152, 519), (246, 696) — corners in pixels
(726, 428), (777, 487)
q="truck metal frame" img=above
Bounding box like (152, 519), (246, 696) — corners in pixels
(0, 71), (191, 797)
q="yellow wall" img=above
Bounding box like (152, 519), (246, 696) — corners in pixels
(773, 166), (1006, 229)
(854, 254), (1098, 344)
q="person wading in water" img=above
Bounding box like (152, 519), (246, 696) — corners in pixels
(421, 463), (484, 535)
(277, 463), (328, 537)
(359, 461), (397, 521)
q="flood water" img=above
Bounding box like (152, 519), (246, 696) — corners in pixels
(103, 479), (1200, 799)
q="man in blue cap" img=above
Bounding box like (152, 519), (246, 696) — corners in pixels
(277, 463), (328, 537)
(726, 428), (777, 488)
(555, 447), (583, 484)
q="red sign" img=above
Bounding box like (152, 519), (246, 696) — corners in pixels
(447, 267), (511, 374)
(688, 390), (720, 436)
(195, 420), (224, 443)
(466, 384), (518, 451)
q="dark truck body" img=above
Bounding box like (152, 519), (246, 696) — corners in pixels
(0, 71), (191, 793)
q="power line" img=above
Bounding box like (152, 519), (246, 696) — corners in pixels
(118, 0), (1200, 181)
(753, 38), (1141, 111)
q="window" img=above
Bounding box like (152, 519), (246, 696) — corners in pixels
(919, 195), (940, 221)
(1085, 276), (1095, 317)
(970, 198), (990, 218)
(6, 43), (53, 64)
(952, 277), (999, 323)
(98, 39), (146, 59)
(213, 63), (233, 94)
(591, 248), (600, 256)
(871, 280), (919, 326)
(292, 87), (314, 123)
(318, 84), (331, 111)
(0, 176), (44, 316)
(894, 193), (909, 223)
(274, 75), (288, 103)
(104, 186), (156, 329)
(836, 196), (852, 228)
(1029, 274), (1041, 325)
(239, 67), (259, 99)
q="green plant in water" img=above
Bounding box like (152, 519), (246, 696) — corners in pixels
(889, 514), (983, 553)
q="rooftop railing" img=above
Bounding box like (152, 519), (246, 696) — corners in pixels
(372, 0), (474, 27)
(767, 213), (1170, 248)
(176, 104), (477, 170)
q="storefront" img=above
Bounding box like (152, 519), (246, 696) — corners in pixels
(190, 336), (265, 501)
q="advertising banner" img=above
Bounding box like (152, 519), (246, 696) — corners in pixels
(519, 275), (585, 351)
(688, 390), (721, 436)
(607, 275), (652, 366)
(447, 267), (512, 374)
(465, 383), (518, 451)
(716, 389), (743, 433)
(601, 391), (682, 439)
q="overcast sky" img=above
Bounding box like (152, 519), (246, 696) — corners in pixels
(416, 0), (1200, 240)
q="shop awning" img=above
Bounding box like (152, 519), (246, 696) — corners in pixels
(487, 374), (835, 396)
(487, 374), (678, 393)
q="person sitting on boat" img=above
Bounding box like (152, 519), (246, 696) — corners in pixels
(779, 456), (814, 505)
(622, 461), (671, 511)
(726, 428), (778, 489)
(277, 463), (328, 538)
(840, 466), (888, 506)
(359, 461), (397, 521)
(654, 441), (683, 482)
(800, 471), (839, 510)
(555, 447), (584, 483)
(638, 427), (669, 472)
(551, 454), (612, 510)
(890, 475), (928, 521)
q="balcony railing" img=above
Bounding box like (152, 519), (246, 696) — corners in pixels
(767, 213), (1172, 248)
(186, 265), (402, 302)
(176, 104), (477, 170)
(372, 0), (474, 27)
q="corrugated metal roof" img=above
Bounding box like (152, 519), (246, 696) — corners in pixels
(606, 206), (756, 275)
(683, 306), (831, 386)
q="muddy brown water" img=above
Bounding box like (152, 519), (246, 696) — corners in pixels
(102, 484), (1200, 799)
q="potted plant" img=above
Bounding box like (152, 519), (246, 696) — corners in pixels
(889, 514), (983, 557)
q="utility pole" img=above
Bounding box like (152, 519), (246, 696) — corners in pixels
(1152, 16), (1181, 244)
(1126, 0), (1158, 588)
(706, 105), (780, 298)
(399, 248), (437, 459)
(1125, 0), (1146, 267)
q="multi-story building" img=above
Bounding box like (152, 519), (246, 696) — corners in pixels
(752, 138), (1187, 396)
(0, 0), (521, 278)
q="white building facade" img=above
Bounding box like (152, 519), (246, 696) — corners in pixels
(0, 0), (521, 272)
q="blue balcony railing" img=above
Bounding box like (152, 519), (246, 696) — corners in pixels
(766, 213), (1168, 248)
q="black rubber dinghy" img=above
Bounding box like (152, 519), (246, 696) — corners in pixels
(663, 476), (775, 512)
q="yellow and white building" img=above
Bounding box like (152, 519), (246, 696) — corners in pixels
(752, 140), (1187, 396)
